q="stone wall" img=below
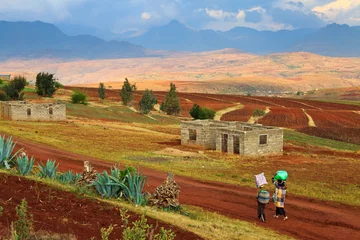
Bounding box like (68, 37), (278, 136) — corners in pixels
(0, 102), (66, 121)
(182, 120), (283, 156)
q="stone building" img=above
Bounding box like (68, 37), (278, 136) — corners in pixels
(0, 101), (66, 121)
(0, 74), (11, 81)
(181, 120), (283, 156)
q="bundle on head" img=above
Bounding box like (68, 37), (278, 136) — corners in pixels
(149, 173), (181, 209)
(78, 161), (97, 185)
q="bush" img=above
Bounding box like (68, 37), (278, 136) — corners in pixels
(252, 108), (265, 117)
(38, 159), (58, 179)
(54, 81), (64, 89)
(14, 199), (33, 240)
(0, 90), (7, 101)
(71, 90), (88, 105)
(189, 104), (215, 120)
(4, 76), (27, 100)
(16, 155), (34, 176)
(101, 225), (114, 240)
(139, 89), (157, 114)
(98, 82), (106, 100)
(160, 83), (180, 115)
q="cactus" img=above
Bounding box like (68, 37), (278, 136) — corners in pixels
(16, 155), (34, 176)
(58, 170), (81, 184)
(0, 136), (22, 169)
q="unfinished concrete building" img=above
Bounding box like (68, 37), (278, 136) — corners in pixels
(181, 120), (283, 156)
(0, 101), (66, 121)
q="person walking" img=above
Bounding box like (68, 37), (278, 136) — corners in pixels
(272, 179), (288, 220)
(257, 185), (270, 222)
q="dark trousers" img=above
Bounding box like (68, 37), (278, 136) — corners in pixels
(276, 207), (286, 216)
(257, 202), (266, 222)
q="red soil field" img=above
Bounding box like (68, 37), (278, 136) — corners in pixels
(0, 174), (201, 240)
(6, 135), (360, 240)
(306, 110), (360, 128)
(292, 99), (360, 110)
(221, 105), (264, 122)
(258, 107), (308, 128)
(299, 127), (360, 145)
(252, 97), (319, 109)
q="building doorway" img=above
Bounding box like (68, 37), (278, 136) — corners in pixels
(233, 135), (240, 154)
(221, 133), (228, 152)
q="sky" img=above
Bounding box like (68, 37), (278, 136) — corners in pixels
(0, 0), (359, 34)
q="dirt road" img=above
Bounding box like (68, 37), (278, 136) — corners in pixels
(11, 137), (360, 240)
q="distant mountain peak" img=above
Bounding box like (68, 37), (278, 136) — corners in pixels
(326, 23), (350, 29)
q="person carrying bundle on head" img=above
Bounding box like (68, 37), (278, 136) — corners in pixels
(257, 185), (270, 222)
(272, 170), (288, 221)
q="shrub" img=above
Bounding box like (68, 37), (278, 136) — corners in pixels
(139, 89), (157, 114)
(54, 81), (64, 89)
(198, 107), (216, 120)
(160, 83), (180, 115)
(14, 199), (33, 240)
(189, 104), (201, 119)
(0, 90), (7, 101)
(3, 76), (27, 100)
(16, 155), (34, 176)
(98, 82), (106, 100)
(36, 72), (58, 97)
(38, 159), (58, 179)
(0, 205), (3, 216)
(189, 104), (215, 120)
(120, 78), (136, 106)
(71, 90), (88, 105)
(58, 170), (81, 184)
(252, 108), (266, 117)
(0, 135), (21, 169)
(101, 224), (114, 240)
(116, 170), (147, 206)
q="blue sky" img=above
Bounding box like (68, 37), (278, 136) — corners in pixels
(0, 0), (359, 33)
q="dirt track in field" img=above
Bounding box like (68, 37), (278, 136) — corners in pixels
(10, 136), (360, 240)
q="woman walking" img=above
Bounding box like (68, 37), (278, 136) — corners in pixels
(273, 179), (288, 220)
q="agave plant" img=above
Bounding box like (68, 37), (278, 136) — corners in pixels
(58, 170), (81, 184)
(0, 136), (22, 169)
(93, 170), (123, 198)
(38, 159), (58, 179)
(112, 169), (147, 206)
(16, 155), (34, 176)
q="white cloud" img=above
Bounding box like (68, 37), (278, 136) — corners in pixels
(204, 8), (236, 20)
(236, 10), (246, 20)
(246, 6), (266, 13)
(313, 0), (360, 20)
(141, 12), (152, 20)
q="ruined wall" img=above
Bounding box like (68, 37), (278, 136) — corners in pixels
(181, 121), (214, 149)
(0, 102), (66, 121)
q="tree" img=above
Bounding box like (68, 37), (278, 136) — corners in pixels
(189, 104), (201, 119)
(252, 108), (265, 117)
(4, 75), (27, 100)
(98, 82), (106, 100)
(120, 78), (136, 106)
(35, 72), (59, 97)
(71, 90), (88, 105)
(139, 89), (158, 114)
(0, 90), (7, 101)
(160, 83), (181, 115)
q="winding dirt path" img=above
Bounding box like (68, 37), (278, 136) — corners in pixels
(302, 109), (317, 127)
(214, 103), (244, 121)
(9, 136), (360, 240)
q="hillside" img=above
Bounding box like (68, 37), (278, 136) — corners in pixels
(0, 21), (149, 60)
(126, 20), (360, 57)
(1, 50), (360, 94)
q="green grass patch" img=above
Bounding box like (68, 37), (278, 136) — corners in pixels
(284, 129), (360, 152)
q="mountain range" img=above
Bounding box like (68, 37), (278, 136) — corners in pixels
(0, 21), (148, 60)
(0, 20), (359, 60)
(126, 20), (360, 57)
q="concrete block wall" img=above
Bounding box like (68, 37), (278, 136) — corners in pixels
(243, 128), (283, 155)
(0, 102), (66, 121)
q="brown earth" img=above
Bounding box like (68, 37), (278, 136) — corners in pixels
(7, 135), (360, 240)
(0, 174), (202, 240)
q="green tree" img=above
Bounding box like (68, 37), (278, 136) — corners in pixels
(189, 104), (201, 119)
(252, 108), (265, 117)
(0, 90), (8, 101)
(139, 89), (157, 114)
(160, 83), (181, 115)
(120, 78), (136, 106)
(35, 72), (59, 97)
(4, 76), (27, 100)
(198, 107), (216, 120)
(98, 82), (106, 100)
(71, 90), (88, 105)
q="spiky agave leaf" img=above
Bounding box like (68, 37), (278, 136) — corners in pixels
(16, 155), (34, 176)
(38, 159), (58, 179)
(58, 170), (79, 184)
(0, 136), (22, 169)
